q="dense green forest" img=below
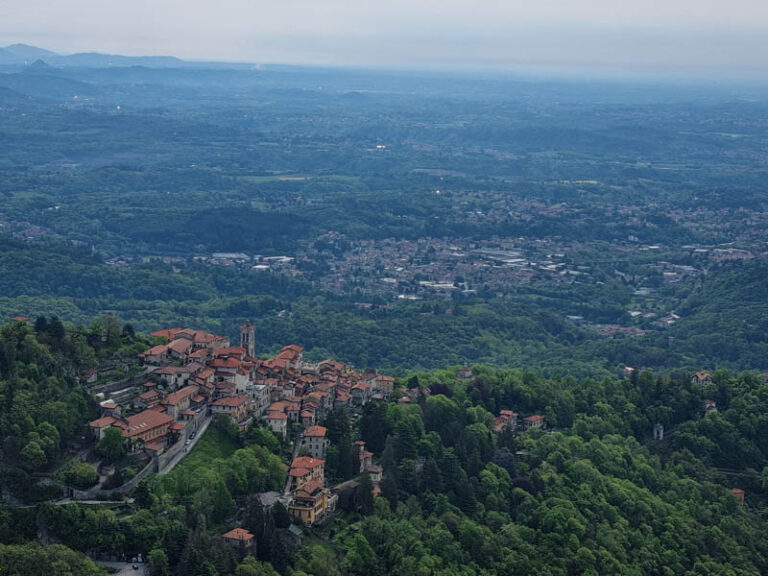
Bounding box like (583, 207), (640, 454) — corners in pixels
(3, 324), (768, 575)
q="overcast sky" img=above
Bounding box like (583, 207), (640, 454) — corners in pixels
(2, 0), (767, 73)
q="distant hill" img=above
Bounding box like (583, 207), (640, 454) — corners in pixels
(0, 71), (97, 100)
(3, 43), (58, 59)
(0, 44), (256, 71)
(49, 51), (186, 69)
(22, 59), (59, 74)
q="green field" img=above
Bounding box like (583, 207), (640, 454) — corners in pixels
(165, 425), (239, 480)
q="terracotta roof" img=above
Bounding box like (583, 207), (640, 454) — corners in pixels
(267, 412), (288, 421)
(89, 416), (119, 429)
(170, 422), (186, 431)
(299, 480), (324, 495)
(167, 338), (193, 353)
(524, 415), (545, 422)
(211, 357), (241, 369)
(120, 410), (173, 438)
(140, 344), (168, 357)
(291, 456), (324, 470)
(222, 528), (253, 542)
(215, 346), (246, 357)
(212, 395), (249, 407)
(304, 425), (327, 437)
(289, 467), (310, 477)
(163, 385), (198, 406)
(188, 348), (211, 360)
(151, 327), (184, 340)
(197, 367), (215, 380)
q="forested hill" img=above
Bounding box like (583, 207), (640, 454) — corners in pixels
(2, 319), (768, 575)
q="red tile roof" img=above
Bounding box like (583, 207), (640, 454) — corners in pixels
(119, 410), (173, 438)
(291, 456), (324, 470)
(89, 416), (119, 429)
(151, 327), (184, 340)
(167, 338), (193, 353)
(304, 425), (327, 437)
(222, 528), (253, 541)
(140, 344), (168, 357)
(163, 385), (198, 406)
(212, 395), (249, 407)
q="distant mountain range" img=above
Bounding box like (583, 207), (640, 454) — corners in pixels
(0, 43), (210, 69)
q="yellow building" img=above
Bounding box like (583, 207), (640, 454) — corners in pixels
(288, 481), (328, 525)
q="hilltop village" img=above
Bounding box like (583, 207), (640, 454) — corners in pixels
(88, 323), (395, 529)
(83, 322), (558, 538)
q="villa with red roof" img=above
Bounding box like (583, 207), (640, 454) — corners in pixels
(301, 425), (328, 458)
(289, 456), (325, 491)
(523, 415), (546, 430)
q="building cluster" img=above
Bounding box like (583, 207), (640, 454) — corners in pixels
(90, 323), (394, 482)
(493, 410), (546, 433)
(88, 323), (395, 461)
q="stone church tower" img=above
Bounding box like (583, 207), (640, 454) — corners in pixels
(240, 321), (255, 358)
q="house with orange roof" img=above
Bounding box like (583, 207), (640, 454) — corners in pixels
(150, 327), (184, 341)
(693, 371), (713, 388)
(300, 409), (316, 427)
(334, 388), (351, 409)
(215, 346), (246, 360)
(89, 415), (120, 439)
(289, 480), (330, 526)
(166, 337), (193, 360)
(139, 344), (169, 365)
(135, 388), (162, 410)
(301, 425), (328, 458)
(211, 395), (251, 428)
(523, 415), (545, 431)
(104, 409), (175, 451)
(494, 409), (518, 432)
(162, 385), (199, 419)
(289, 456), (325, 491)
(221, 528), (255, 553)
(350, 382), (372, 406)
(266, 411), (288, 438)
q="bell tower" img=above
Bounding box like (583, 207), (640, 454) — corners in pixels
(240, 321), (255, 358)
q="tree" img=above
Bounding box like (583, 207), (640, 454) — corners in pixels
(271, 502), (291, 530)
(33, 316), (49, 334)
(380, 474), (399, 508)
(356, 473), (375, 515)
(294, 545), (341, 576)
(236, 556), (281, 576)
(422, 457), (444, 493)
(122, 323), (136, 339)
(148, 548), (170, 576)
(341, 533), (375, 576)
(97, 427), (126, 463)
(102, 316), (122, 347)
(20, 440), (47, 471)
(47, 316), (66, 345)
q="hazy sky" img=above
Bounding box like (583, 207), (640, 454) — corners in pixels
(2, 0), (767, 73)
